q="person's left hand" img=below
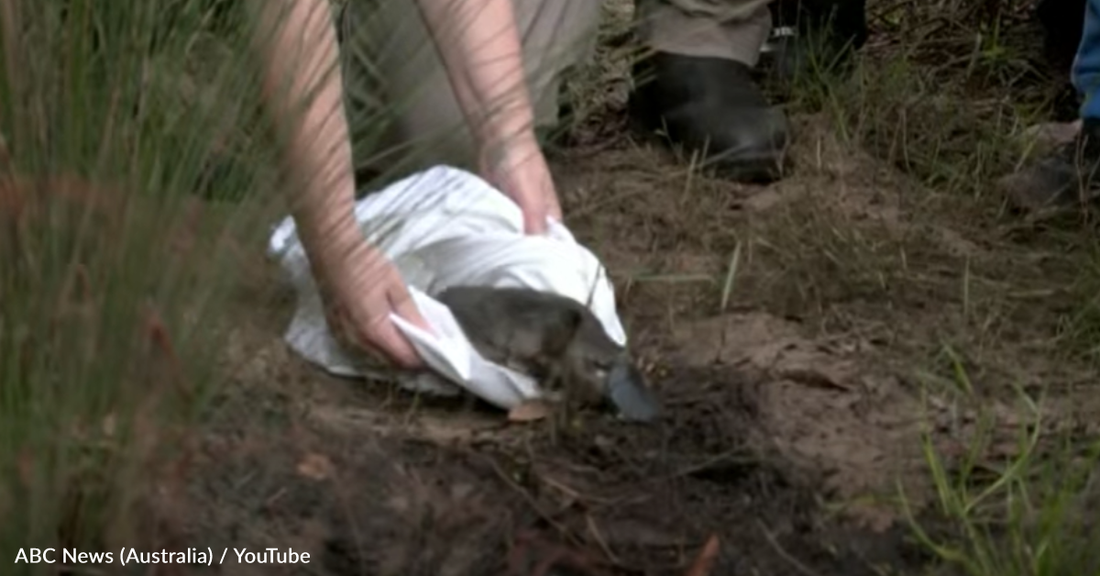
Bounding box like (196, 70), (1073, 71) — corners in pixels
(479, 136), (562, 235)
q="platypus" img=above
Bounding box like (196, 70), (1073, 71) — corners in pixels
(436, 286), (661, 423)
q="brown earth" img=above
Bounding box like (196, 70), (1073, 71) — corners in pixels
(152, 114), (981, 576)
(151, 99), (1100, 574)
(179, 284), (925, 576)
(158, 9), (1100, 574)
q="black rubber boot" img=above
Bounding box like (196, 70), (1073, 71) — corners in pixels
(996, 118), (1100, 214)
(628, 52), (791, 184)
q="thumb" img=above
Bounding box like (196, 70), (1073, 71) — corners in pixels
(388, 285), (433, 334)
(523, 209), (548, 236)
(368, 288), (431, 370)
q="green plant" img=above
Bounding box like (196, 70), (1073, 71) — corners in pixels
(904, 377), (1100, 576)
(0, 0), (281, 569)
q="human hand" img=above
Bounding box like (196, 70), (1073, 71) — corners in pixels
(480, 136), (562, 235)
(313, 239), (431, 370)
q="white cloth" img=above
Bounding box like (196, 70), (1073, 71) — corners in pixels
(267, 166), (626, 410)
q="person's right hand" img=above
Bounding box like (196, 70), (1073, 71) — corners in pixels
(480, 135), (562, 236)
(314, 239), (430, 370)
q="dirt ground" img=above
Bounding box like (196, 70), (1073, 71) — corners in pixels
(156, 9), (1100, 576)
(165, 98), (1100, 576)
(161, 113), (1100, 576)
(160, 118), (970, 576)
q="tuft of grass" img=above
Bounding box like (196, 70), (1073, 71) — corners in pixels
(754, 4), (1100, 573)
(776, 1), (1057, 202)
(748, 197), (912, 312)
(904, 370), (1100, 576)
(787, 55), (1038, 201)
(0, 0), (283, 569)
(1056, 241), (1100, 363)
(0, 2), (614, 570)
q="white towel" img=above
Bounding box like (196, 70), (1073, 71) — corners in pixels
(267, 166), (625, 410)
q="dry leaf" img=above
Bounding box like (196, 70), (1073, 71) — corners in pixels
(508, 400), (552, 423)
(296, 453), (334, 481)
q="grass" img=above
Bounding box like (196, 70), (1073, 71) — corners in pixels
(0, 0), (282, 569)
(904, 367), (1100, 576)
(3, 0), (1100, 574)
(0, 1), (595, 571)
(564, 1), (1100, 573)
(757, 3), (1100, 574)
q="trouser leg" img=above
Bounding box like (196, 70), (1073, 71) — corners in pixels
(768, 0), (867, 47)
(628, 0), (790, 183)
(1037, 0), (1087, 72)
(762, 0), (866, 83)
(635, 0), (774, 66)
(339, 0), (601, 176)
(1074, 0), (1100, 120)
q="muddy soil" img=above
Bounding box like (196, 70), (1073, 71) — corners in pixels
(180, 293), (925, 576)
(156, 107), (979, 576)
(162, 11), (1099, 562)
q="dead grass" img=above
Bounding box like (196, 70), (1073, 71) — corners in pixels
(763, 15), (1100, 576)
(546, 1), (1100, 574)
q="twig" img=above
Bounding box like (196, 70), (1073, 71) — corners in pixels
(485, 456), (571, 537)
(264, 487), (287, 510)
(683, 534), (720, 576)
(537, 472), (622, 507)
(757, 520), (823, 576)
(585, 514), (622, 566)
(719, 241), (743, 312)
(538, 474), (583, 500)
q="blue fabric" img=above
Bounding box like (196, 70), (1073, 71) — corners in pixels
(1074, 0), (1100, 119)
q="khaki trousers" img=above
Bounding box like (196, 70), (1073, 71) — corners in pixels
(638, 0), (772, 64)
(340, 0), (773, 172)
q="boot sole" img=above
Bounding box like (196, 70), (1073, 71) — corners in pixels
(625, 111), (792, 185)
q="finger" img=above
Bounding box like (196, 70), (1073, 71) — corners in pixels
(327, 299), (423, 370)
(367, 319), (425, 370)
(541, 178), (563, 223)
(524, 210), (547, 235)
(389, 286), (433, 333)
(324, 303), (358, 352)
(548, 201), (563, 222)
